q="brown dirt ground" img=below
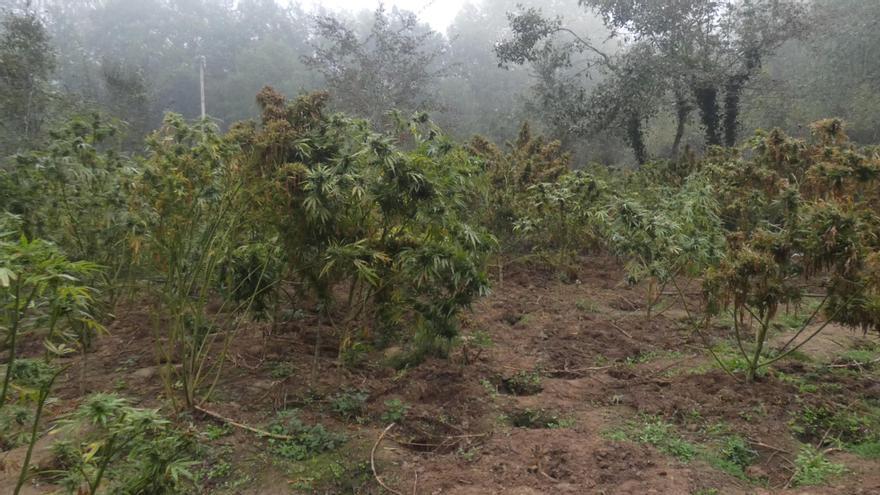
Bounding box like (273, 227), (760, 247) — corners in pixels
(2, 256), (879, 494)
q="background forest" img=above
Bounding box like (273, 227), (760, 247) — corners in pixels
(1, 0), (878, 163)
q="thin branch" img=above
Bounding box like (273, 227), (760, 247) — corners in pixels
(608, 320), (634, 340)
(774, 295), (829, 355)
(194, 405), (295, 441)
(554, 28), (614, 68)
(371, 423), (403, 495)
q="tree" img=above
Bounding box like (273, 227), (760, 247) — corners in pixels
(745, 0), (880, 143)
(496, 0), (806, 163)
(586, 0), (806, 147)
(304, 6), (451, 125)
(437, 0), (533, 142)
(0, 8), (56, 153)
(495, 5), (659, 164)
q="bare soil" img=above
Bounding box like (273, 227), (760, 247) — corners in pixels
(3, 256), (879, 494)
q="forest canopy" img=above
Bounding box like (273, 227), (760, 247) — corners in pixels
(1, 0), (878, 164)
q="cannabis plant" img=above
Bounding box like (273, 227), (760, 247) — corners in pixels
(232, 88), (491, 360)
(703, 121), (880, 381)
(1, 215), (102, 407)
(132, 114), (260, 409)
(51, 393), (196, 494)
(0, 115), (137, 311)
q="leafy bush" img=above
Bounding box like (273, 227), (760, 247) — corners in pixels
(0, 224), (102, 406)
(603, 175), (725, 318)
(702, 122), (880, 380)
(233, 88), (492, 356)
(513, 170), (609, 269)
(0, 404), (32, 449)
(381, 399), (409, 423)
(267, 411), (347, 461)
(330, 390), (368, 421)
(792, 445), (846, 486)
(131, 115), (255, 409)
(51, 393), (197, 494)
(0, 116), (137, 308)
(468, 121), (568, 245)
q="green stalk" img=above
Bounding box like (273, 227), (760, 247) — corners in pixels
(746, 312), (772, 382)
(1, 281), (36, 407)
(14, 367), (64, 495)
(88, 433), (117, 494)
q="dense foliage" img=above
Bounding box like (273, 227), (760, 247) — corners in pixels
(233, 88), (493, 358)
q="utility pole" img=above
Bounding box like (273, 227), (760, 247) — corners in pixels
(199, 55), (206, 119)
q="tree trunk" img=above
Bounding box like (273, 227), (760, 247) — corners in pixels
(724, 49), (761, 148)
(723, 75), (748, 147)
(694, 85), (721, 147)
(626, 114), (648, 165)
(671, 92), (691, 157)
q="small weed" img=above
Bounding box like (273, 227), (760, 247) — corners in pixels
(774, 310), (810, 331)
(480, 378), (499, 398)
(610, 416), (759, 478)
(719, 435), (758, 469)
(205, 460), (232, 480)
(737, 403), (768, 422)
(460, 330), (493, 364)
(685, 409), (703, 423)
(624, 349), (684, 366)
(330, 390), (368, 422)
(267, 411), (347, 461)
(593, 354), (610, 366)
(285, 453), (371, 492)
(339, 342), (372, 368)
(635, 418), (697, 461)
(604, 427), (628, 442)
(499, 370), (543, 395)
(711, 343), (768, 378)
(791, 403), (875, 446)
(835, 346), (879, 368)
(115, 357), (137, 372)
(509, 409), (573, 429)
(381, 399), (410, 423)
(776, 372), (819, 394)
(516, 314), (533, 327)
(702, 422), (733, 437)
(792, 446), (845, 486)
(469, 330), (494, 348)
(268, 361), (295, 379)
(849, 441), (880, 459)
(576, 298), (600, 313)
(202, 424), (232, 441)
(457, 445), (481, 462)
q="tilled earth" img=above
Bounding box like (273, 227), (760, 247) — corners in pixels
(2, 256), (879, 494)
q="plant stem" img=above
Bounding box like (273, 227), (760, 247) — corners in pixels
(89, 433), (117, 494)
(15, 367), (64, 495)
(747, 312), (771, 382)
(1, 280), (24, 407)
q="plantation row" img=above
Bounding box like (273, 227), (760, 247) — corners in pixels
(1, 88), (879, 492)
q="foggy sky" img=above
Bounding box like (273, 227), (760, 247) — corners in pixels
(299, 0), (469, 31)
